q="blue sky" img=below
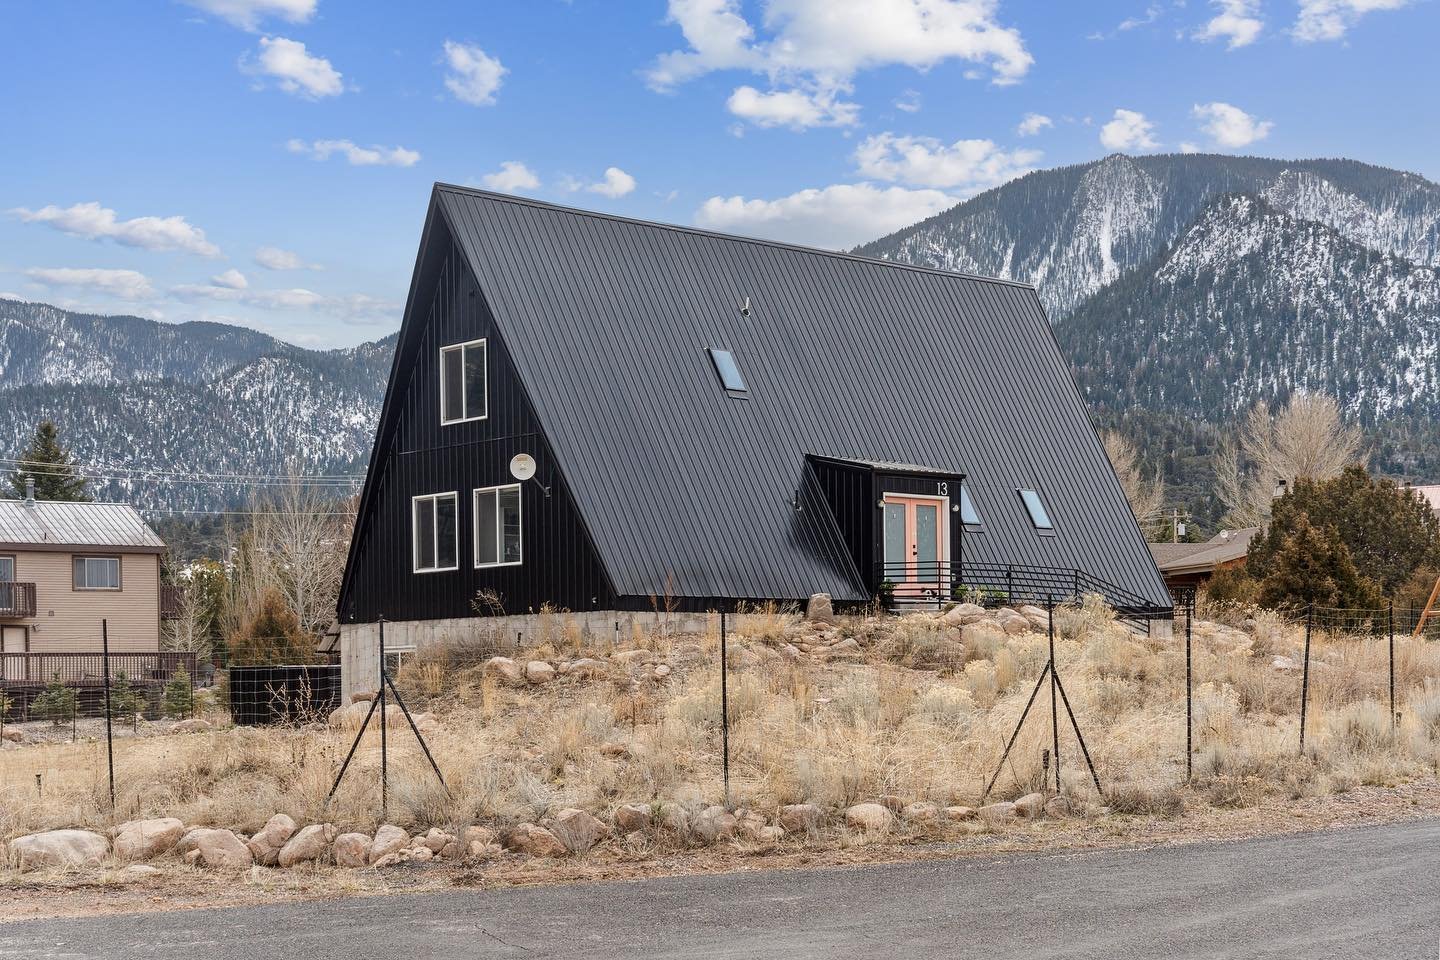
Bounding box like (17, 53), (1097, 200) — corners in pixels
(1, 0), (1435, 347)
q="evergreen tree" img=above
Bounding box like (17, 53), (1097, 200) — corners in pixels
(227, 589), (314, 666)
(163, 665), (193, 718)
(8, 421), (90, 501)
(31, 673), (77, 726)
(1256, 516), (1383, 611)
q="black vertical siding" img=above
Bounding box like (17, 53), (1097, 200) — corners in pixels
(339, 226), (613, 623)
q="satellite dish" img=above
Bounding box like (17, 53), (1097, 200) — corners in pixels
(509, 453), (537, 482)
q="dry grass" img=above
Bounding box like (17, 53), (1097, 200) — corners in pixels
(5, 605), (1440, 848)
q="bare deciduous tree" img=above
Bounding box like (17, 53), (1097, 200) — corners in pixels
(161, 561), (214, 662)
(1103, 430), (1166, 535)
(1214, 391), (1363, 527)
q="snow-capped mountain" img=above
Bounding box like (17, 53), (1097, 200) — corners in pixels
(0, 298), (394, 511)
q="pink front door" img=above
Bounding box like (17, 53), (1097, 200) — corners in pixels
(882, 495), (948, 597)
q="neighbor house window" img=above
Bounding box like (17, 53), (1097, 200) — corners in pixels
(0, 556), (14, 582)
(440, 339), (487, 424)
(412, 493), (459, 573)
(1018, 489), (1054, 531)
(474, 483), (522, 568)
(959, 484), (983, 527)
(708, 348), (747, 393)
(73, 556), (121, 590)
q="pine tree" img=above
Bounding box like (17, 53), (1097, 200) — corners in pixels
(8, 421), (91, 501)
(31, 673), (77, 726)
(163, 665), (193, 718)
(1256, 516), (1383, 612)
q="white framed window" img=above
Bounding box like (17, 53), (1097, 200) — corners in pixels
(73, 556), (121, 590)
(440, 338), (488, 424)
(412, 492), (459, 573)
(474, 483), (523, 568)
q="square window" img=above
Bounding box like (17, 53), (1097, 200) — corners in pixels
(73, 556), (120, 590)
(475, 483), (523, 568)
(1018, 489), (1054, 531)
(440, 339), (487, 424)
(413, 493), (459, 573)
(708, 348), (747, 393)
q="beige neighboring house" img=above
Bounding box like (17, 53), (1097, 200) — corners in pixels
(0, 491), (166, 658)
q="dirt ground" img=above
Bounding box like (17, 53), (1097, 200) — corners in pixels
(3, 778), (1437, 924)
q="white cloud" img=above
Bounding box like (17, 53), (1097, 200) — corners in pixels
(854, 133), (1039, 191)
(587, 167), (637, 198)
(1118, 4), (1163, 30)
(1099, 108), (1159, 151)
(1179, 141), (1202, 154)
(254, 246), (319, 270)
(1293, 0), (1412, 41)
(1016, 112), (1052, 136)
(211, 268), (248, 289)
(479, 161), (541, 193)
(11, 201), (220, 257)
(442, 40), (507, 106)
(647, 0), (1033, 95)
(171, 280), (399, 323)
(1194, 0), (1264, 48)
(180, 0), (316, 31)
(1193, 101), (1273, 148)
(249, 36), (343, 98)
(726, 85), (860, 128)
(286, 139), (421, 167)
(27, 267), (154, 301)
(894, 89), (922, 113)
(695, 182), (957, 249)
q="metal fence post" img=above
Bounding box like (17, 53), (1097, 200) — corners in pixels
(379, 615), (388, 824)
(1299, 604), (1313, 755)
(1388, 601), (1396, 731)
(102, 619), (115, 811)
(720, 607), (730, 809)
(1047, 596), (1060, 795)
(1185, 605), (1193, 781)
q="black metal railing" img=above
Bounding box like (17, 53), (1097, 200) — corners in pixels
(874, 560), (1173, 621)
(0, 582), (37, 618)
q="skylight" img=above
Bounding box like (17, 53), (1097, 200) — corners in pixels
(1018, 489), (1053, 530)
(709, 348), (747, 393)
(959, 484), (981, 525)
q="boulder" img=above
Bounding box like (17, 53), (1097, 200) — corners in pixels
(525, 661), (556, 685)
(418, 828), (456, 854)
(978, 802), (1017, 823)
(246, 813), (297, 866)
(1013, 793), (1046, 819)
(333, 832), (372, 868)
(844, 803), (894, 832)
(368, 824), (410, 864)
(2, 727), (26, 743)
(171, 718), (212, 734)
(185, 829), (253, 869)
(613, 649), (655, 668)
(1000, 615), (1030, 636)
(468, 840), (503, 860)
(463, 825), (496, 848)
(483, 656), (526, 686)
(350, 690), (377, 703)
(655, 803), (691, 837)
(1044, 797), (1073, 819)
(542, 808), (608, 854)
(778, 803), (824, 833)
(825, 638), (863, 661)
(8, 829), (109, 870)
(278, 824), (337, 867)
(113, 818), (185, 861)
(878, 795), (906, 813)
(901, 802), (940, 823)
(942, 603), (987, 626)
(500, 823), (568, 859)
(567, 658), (610, 679)
(653, 663), (672, 680)
(612, 803), (652, 833)
(806, 593), (836, 623)
(943, 805), (978, 821)
(408, 845), (434, 862)
(691, 806), (738, 844)
(1018, 605), (1050, 629)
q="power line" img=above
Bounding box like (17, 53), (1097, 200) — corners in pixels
(0, 455), (366, 482)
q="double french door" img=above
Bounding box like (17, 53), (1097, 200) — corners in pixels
(882, 494), (949, 598)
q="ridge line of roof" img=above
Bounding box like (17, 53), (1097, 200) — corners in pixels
(432, 183), (1038, 291)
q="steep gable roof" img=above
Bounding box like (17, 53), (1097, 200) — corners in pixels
(427, 185), (1169, 607)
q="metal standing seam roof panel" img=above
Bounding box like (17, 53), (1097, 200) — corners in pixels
(0, 499), (165, 551)
(433, 186), (1171, 607)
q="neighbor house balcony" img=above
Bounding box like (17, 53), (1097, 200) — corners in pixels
(0, 582), (37, 618)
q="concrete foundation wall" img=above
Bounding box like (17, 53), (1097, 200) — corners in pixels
(339, 610), (717, 700)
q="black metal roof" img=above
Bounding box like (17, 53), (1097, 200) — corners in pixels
(380, 184), (1169, 607)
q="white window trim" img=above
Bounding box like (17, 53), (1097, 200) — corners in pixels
(412, 492), (459, 574)
(439, 338), (489, 425)
(474, 482), (523, 569)
(73, 555), (122, 591)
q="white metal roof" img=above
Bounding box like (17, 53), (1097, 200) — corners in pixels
(0, 499), (165, 551)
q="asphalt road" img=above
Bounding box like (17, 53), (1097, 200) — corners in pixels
(3, 820), (1437, 960)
